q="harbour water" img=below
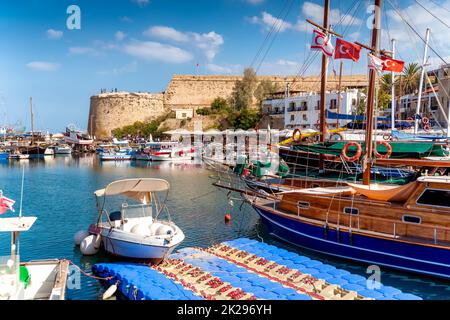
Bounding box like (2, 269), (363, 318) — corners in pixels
(0, 155), (449, 300)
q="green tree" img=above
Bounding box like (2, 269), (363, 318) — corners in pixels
(254, 80), (281, 106)
(227, 109), (261, 130)
(231, 68), (258, 110)
(401, 62), (421, 94)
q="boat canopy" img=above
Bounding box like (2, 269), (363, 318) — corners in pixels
(346, 181), (418, 202)
(95, 178), (170, 203)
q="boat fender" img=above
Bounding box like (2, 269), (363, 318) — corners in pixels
(225, 213), (231, 224)
(374, 141), (392, 159)
(73, 230), (90, 246)
(80, 235), (100, 255)
(155, 225), (174, 236)
(292, 129), (302, 143)
(131, 224), (151, 236)
(341, 142), (362, 162)
(103, 282), (119, 300)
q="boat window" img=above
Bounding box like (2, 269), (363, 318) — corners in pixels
(402, 215), (421, 224)
(417, 189), (450, 208)
(297, 201), (310, 209)
(343, 207), (359, 215)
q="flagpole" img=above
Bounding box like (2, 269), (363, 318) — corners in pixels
(363, 0), (382, 185)
(391, 39), (396, 131)
(19, 165), (24, 218)
(337, 61), (343, 127)
(414, 28), (431, 135)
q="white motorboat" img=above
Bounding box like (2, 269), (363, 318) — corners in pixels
(54, 145), (72, 155)
(81, 178), (185, 262)
(0, 203), (68, 300)
(149, 142), (194, 162)
(8, 152), (30, 160)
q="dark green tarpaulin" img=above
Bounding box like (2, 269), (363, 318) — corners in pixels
(293, 142), (448, 159)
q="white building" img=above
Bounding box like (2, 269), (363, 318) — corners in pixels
(262, 90), (362, 130)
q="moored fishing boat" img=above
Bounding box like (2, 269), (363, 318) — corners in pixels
(76, 178), (185, 263)
(0, 192), (68, 300)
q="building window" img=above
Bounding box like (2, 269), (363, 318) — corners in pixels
(343, 207), (359, 215)
(289, 102), (296, 111)
(417, 189), (450, 208)
(302, 114), (307, 121)
(182, 113), (187, 118)
(301, 101), (308, 111)
(330, 99), (337, 109)
(315, 101), (320, 110)
(297, 201), (310, 209)
(352, 98), (357, 106)
(402, 215), (422, 224)
(290, 115), (295, 122)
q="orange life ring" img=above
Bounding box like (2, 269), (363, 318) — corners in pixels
(292, 129), (302, 143)
(422, 117), (430, 125)
(341, 142), (362, 162)
(423, 124), (431, 132)
(374, 141), (392, 159)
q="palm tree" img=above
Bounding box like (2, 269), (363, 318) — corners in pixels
(401, 62), (421, 94)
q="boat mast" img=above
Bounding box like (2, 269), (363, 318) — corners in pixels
(30, 97), (34, 145)
(337, 61), (343, 127)
(414, 28), (431, 134)
(318, 0), (330, 171)
(362, 0), (382, 185)
(391, 39), (396, 131)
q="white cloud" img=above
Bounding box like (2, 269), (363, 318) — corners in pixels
(120, 16), (134, 23)
(124, 40), (193, 63)
(385, 1), (450, 65)
(144, 26), (224, 61)
(145, 26), (189, 42)
(249, 12), (293, 32)
(26, 61), (60, 72)
(257, 59), (309, 75)
(115, 31), (127, 41)
(46, 29), (63, 40)
(301, 2), (362, 27)
(131, 0), (150, 6)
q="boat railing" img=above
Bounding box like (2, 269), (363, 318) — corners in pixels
(267, 194), (450, 245)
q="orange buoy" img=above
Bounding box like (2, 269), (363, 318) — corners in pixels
(341, 142), (362, 162)
(374, 141), (393, 159)
(224, 214), (231, 223)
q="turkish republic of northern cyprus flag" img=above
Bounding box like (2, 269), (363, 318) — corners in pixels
(381, 56), (405, 72)
(311, 29), (334, 57)
(334, 38), (361, 62)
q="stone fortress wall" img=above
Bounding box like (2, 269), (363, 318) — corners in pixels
(88, 74), (368, 138)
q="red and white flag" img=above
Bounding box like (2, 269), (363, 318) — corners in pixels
(368, 54), (384, 72)
(311, 29), (334, 57)
(381, 56), (405, 72)
(334, 38), (361, 62)
(0, 192), (15, 214)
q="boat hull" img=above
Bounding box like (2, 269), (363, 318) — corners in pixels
(253, 205), (450, 280)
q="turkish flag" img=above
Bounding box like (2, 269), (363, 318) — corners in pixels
(0, 194), (15, 214)
(334, 38), (361, 62)
(381, 56), (404, 72)
(311, 29), (334, 57)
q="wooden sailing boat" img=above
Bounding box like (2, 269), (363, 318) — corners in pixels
(248, 0), (450, 279)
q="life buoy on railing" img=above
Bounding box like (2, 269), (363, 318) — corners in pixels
(374, 141), (393, 159)
(292, 129), (302, 143)
(422, 117), (430, 125)
(341, 142), (362, 162)
(329, 132), (343, 141)
(423, 124), (431, 132)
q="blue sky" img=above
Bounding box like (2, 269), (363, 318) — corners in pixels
(0, 0), (448, 132)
